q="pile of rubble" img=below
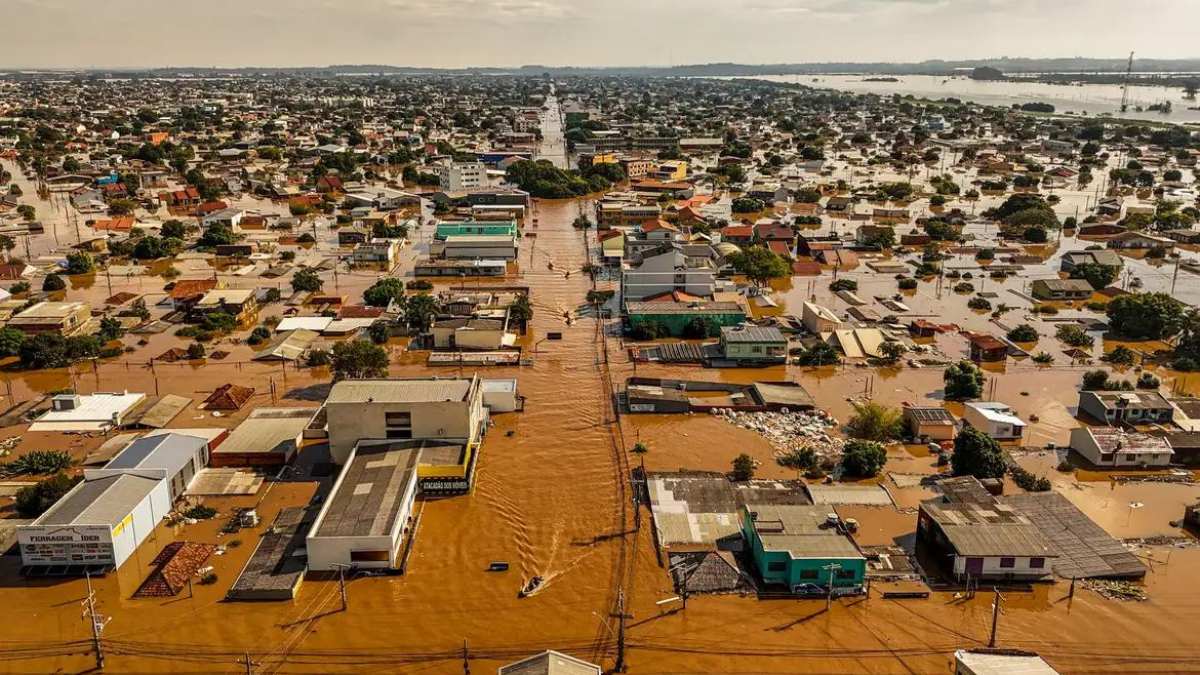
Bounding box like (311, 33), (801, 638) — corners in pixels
(1083, 578), (1148, 602)
(711, 408), (845, 459)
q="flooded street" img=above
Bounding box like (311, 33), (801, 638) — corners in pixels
(3, 194), (1200, 673)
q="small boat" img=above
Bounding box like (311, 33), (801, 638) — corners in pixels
(487, 561), (509, 572)
(518, 576), (544, 598)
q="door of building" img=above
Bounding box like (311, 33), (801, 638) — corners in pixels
(965, 557), (984, 575)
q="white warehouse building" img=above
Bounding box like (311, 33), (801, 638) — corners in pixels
(18, 433), (210, 575)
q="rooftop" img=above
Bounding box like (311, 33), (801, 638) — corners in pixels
(312, 441), (422, 538)
(105, 432), (207, 475)
(744, 503), (863, 560)
(35, 472), (160, 528)
(720, 325), (786, 343)
(326, 377), (476, 404)
(1080, 427), (1172, 455)
(214, 408), (315, 457)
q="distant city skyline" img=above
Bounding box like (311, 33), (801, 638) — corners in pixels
(2, 0), (1199, 70)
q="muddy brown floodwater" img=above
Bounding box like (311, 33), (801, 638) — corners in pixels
(4, 197), (1200, 673)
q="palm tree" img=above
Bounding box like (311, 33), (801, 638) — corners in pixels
(630, 442), (649, 471)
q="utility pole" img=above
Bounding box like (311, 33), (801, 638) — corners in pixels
(614, 587), (627, 673)
(988, 587), (1003, 648)
(82, 569), (107, 670)
(1172, 256), (1181, 295)
(462, 639), (470, 675)
(238, 652), (259, 675)
(332, 563), (349, 610)
(823, 562), (842, 611)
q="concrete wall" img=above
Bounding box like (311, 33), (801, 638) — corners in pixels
(325, 385), (485, 465)
(951, 554), (1051, 580)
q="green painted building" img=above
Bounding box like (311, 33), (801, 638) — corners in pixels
(625, 301), (746, 338)
(741, 504), (866, 594)
(435, 220), (518, 240)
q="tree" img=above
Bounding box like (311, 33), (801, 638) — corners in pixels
(1174, 310), (1200, 368)
(509, 295), (533, 324)
(65, 251), (94, 274)
(15, 473), (82, 518)
(0, 235), (14, 261)
(199, 222), (237, 247)
(291, 267), (323, 293)
(795, 341), (840, 366)
(776, 447), (816, 478)
(1103, 345), (1137, 366)
(160, 219), (188, 240)
(1006, 324), (1039, 342)
(331, 340), (389, 381)
(1081, 369), (1118, 391)
(186, 342), (206, 360)
(861, 227), (896, 249)
(133, 235), (181, 260)
(726, 247), (789, 286)
(951, 426), (1007, 480)
(731, 453), (756, 481)
(108, 198), (138, 216)
(1107, 293), (1185, 340)
(841, 440), (888, 478)
(731, 196), (765, 213)
(880, 341), (906, 364)
(363, 278), (405, 308)
(1071, 263), (1118, 290)
(19, 333), (99, 369)
(943, 360), (985, 400)
(405, 293), (438, 332)
(97, 317), (124, 342)
(0, 327), (25, 357)
(1055, 324), (1094, 348)
(630, 442), (649, 470)
(42, 273), (66, 292)
(845, 402), (904, 442)
(368, 320), (391, 345)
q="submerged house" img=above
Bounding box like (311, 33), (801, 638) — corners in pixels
(917, 477), (1056, 582)
(740, 504), (866, 595)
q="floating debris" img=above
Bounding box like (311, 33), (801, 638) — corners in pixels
(1083, 578), (1147, 602)
(712, 408), (845, 459)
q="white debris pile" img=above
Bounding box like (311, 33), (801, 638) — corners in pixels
(711, 408), (845, 458)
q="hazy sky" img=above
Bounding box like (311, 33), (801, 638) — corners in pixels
(3, 0), (1198, 69)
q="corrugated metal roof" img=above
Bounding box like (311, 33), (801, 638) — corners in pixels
(105, 432), (205, 475)
(36, 473), (159, 527)
(214, 408), (314, 457)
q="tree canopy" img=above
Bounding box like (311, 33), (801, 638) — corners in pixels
(950, 426), (1007, 480)
(1106, 293), (1185, 340)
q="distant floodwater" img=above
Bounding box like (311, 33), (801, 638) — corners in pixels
(731, 74), (1200, 123)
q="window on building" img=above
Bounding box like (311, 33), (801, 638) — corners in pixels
(999, 557), (1015, 568)
(836, 570), (855, 580)
(1030, 557), (1045, 569)
(767, 561), (787, 573)
(350, 550), (391, 562)
(799, 569), (818, 579)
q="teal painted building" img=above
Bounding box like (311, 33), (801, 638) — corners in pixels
(625, 301), (746, 338)
(435, 220), (518, 240)
(741, 504), (866, 594)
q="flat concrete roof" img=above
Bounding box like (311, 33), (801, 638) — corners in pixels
(313, 442), (421, 538)
(326, 378), (474, 404)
